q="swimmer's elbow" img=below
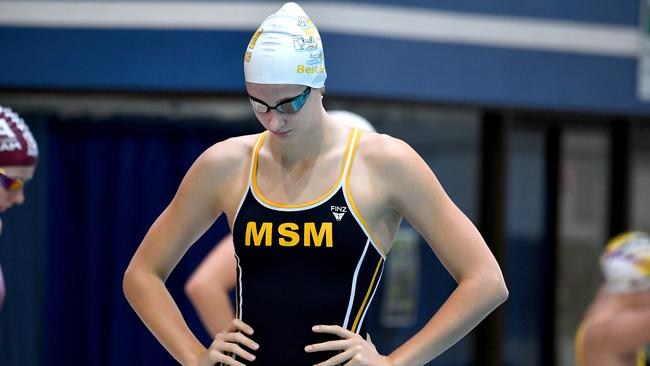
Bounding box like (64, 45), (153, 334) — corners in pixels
(487, 271), (509, 306)
(122, 262), (151, 304)
(496, 278), (509, 305)
(122, 267), (134, 302)
(184, 274), (203, 302)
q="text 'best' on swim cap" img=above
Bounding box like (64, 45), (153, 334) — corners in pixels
(244, 2), (326, 88)
(0, 106), (38, 167)
(600, 231), (650, 294)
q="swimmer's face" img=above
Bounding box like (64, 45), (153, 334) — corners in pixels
(246, 83), (318, 138)
(0, 165), (35, 213)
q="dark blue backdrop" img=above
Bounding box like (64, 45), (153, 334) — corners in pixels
(43, 116), (257, 365)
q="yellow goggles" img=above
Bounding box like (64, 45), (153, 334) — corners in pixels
(0, 168), (25, 192)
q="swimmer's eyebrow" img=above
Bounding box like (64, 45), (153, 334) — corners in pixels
(274, 88), (309, 104)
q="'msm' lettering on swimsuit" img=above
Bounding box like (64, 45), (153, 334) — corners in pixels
(245, 221), (333, 247)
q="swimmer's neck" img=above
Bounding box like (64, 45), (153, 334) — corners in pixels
(624, 289), (650, 305)
(267, 110), (345, 168)
(606, 288), (650, 307)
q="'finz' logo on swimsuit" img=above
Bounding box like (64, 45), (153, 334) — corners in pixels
(331, 206), (347, 221)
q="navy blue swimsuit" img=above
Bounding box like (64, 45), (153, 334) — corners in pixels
(230, 128), (386, 365)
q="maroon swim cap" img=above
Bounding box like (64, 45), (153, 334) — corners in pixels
(0, 106), (38, 167)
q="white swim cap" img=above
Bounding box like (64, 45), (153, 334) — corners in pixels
(329, 110), (376, 132)
(601, 231), (650, 294)
(244, 2), (326, 88)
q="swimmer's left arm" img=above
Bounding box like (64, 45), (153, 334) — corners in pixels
(306, 135), (508, 366)
(380, 135), (508, 365)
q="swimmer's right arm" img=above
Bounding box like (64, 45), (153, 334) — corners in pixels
(123, 139), (256, 366)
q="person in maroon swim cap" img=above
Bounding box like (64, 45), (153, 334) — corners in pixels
(0, 105), (39, 311)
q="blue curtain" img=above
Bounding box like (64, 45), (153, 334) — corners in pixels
(40, 115), (257, 365)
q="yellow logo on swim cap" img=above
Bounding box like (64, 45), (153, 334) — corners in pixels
(249, 28), (263, 49)
(296, 64), (325, 74)
(637, 257), (650, 276)
(605, 232), (640, 253)
(244, 51), (252, 63)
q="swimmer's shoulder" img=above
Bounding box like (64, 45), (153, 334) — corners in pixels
(356, 131), (423, 177)
(584, 303), (643, 355)
(201, 133), (260, 164)
(192, 133), (261, 180)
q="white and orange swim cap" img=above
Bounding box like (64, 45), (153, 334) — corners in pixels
(601, 231), (650, 294)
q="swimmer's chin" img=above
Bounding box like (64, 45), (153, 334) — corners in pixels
(270, 129), (292, 137)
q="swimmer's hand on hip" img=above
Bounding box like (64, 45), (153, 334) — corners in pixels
(305, 325), (393, 366)
(197, 319), (258, 366)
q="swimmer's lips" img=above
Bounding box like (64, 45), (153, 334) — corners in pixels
(270, 129), (292, 137)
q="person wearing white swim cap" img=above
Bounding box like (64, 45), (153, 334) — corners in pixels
(124, 3), (508, 366)
(576, 232), (650, 366)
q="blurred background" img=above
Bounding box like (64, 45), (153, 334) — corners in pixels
(1, 1), (649, 365)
